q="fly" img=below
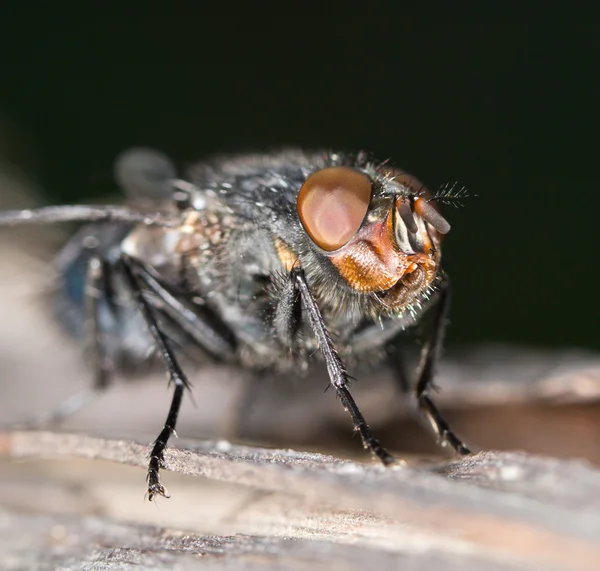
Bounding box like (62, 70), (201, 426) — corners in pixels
(0, 148), (471, 500)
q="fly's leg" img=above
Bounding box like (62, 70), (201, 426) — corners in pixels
(274, 271), (303, 350)
(396, 278), (470, 455)
(131, 258), (237, 361)
(290, 268), (395, 465)
(7, 256), (114, 429)
(120, 254), (191, 500)
(130, 257), (247, 441)
(85, 257), (114, 391)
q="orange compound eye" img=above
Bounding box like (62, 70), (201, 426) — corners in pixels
(297, 167), (372, 251)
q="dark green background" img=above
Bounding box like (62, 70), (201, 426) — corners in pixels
(1, 4), (598, 350)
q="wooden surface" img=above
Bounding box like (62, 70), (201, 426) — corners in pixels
(1, 431), (600, 570)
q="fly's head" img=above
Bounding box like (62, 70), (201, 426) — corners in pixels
(292, 159), (451, 318)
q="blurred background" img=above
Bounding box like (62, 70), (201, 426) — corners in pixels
(0, 3), (597, 351)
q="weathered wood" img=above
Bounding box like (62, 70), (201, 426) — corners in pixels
(1, 431), (600, 570)
(0, 507), (545, 571)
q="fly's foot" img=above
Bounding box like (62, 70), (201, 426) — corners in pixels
(147, 479), (170, 501)
(146, 465), (170, 501)
(375, 446), (397, 466)
(439, 428), (471, 456)
(418, 392), (471, 456)
(146, 451), (170, 501)
(453, 439), (472, 456)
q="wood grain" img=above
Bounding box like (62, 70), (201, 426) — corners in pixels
(1, 430), (600, 570)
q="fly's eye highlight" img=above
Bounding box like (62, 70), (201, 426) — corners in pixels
(297, 166), (372, 251)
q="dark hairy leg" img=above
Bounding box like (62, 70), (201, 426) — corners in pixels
(391, 278), (470, 455)
(130, 257), (237, 361)
(288, 268), (395, 465)
(119, 254), (192, 500)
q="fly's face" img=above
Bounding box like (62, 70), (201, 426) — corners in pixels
(295, 164), (450, 316)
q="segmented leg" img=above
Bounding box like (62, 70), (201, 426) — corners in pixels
(290, 268), (395, 465)
(85, 256), (113, 391)
(119, 254), (191, 500)
(130, 257), (237, 361)
(392, 278), (470, 455)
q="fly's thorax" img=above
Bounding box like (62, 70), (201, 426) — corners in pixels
(119, 207), (235, 282)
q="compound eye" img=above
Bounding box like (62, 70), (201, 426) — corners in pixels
(297, 167), (372, 251)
